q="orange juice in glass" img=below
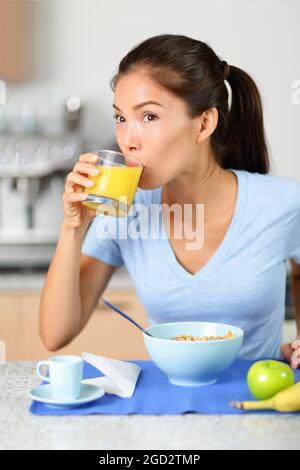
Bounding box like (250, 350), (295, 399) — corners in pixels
(82, 149), (144, 217)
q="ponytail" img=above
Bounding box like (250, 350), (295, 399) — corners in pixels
(219, 65), (270, 173)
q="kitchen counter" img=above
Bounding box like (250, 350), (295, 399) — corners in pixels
(1, 361), (300, 450)
(0, 266), (134, 291)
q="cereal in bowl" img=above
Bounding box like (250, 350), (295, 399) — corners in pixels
(171, 331), (235, 341)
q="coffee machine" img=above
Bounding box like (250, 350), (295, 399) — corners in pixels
(0, 134), (83, 268)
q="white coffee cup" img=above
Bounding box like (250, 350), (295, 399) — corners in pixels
(36, 355), (83, 401)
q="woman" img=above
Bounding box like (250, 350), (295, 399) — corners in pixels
(39, 34), (300, 367)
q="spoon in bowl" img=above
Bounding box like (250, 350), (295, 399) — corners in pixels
(100, 296), (155, 337)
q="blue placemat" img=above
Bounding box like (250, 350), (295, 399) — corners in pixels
(29, 358), (300, 415)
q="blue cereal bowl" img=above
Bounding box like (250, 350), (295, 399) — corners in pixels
(143, 321), (244, 387)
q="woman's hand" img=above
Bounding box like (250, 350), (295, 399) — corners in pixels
(63, 153), (100, 229)
(280, 337), (300, 369)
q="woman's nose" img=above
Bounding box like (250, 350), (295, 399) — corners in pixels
(123, 123), (141, 151)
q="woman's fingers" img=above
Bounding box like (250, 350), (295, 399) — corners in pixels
(73, 161), (100, 176)
(290, 339), (300, 368)
(79, 153), (99, 163)
(291, 339), (300, 350)
(64, 154), (101, 193)
(63, 191), (88, 203)
(281, 341), (300, 369)
(65, 171), (95, 193)
(291, 348), (300, 369)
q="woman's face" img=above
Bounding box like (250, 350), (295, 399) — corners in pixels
(113, 69), (203, 189)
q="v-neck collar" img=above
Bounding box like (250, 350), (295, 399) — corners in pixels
(156, 169), (248, 282)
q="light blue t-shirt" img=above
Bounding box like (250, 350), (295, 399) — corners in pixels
(81, 169), (300, 360)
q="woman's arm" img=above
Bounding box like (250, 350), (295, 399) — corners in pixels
(39, 221), (115, 351)
(290, 259), (300, 335)
(280, 259), (300, 368)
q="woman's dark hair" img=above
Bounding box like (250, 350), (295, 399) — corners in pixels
(110, 34), (270, 174)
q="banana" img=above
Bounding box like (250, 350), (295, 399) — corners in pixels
(230, 380), (300, 412)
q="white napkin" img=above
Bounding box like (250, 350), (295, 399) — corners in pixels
(81, 352), (141, 398)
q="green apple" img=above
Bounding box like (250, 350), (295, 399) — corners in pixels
(247, 360), (295, 400)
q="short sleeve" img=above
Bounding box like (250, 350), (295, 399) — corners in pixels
(81, 215), (124, 267)
(284, 177), (300, 263)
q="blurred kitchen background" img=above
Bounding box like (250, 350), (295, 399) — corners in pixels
(0, 0), (299, 360)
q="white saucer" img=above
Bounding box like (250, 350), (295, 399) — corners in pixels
(29, 383), (105, 408)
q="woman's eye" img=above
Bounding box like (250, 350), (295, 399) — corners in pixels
(143, 113), (157, 122)
(113, 114), (125, 124)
